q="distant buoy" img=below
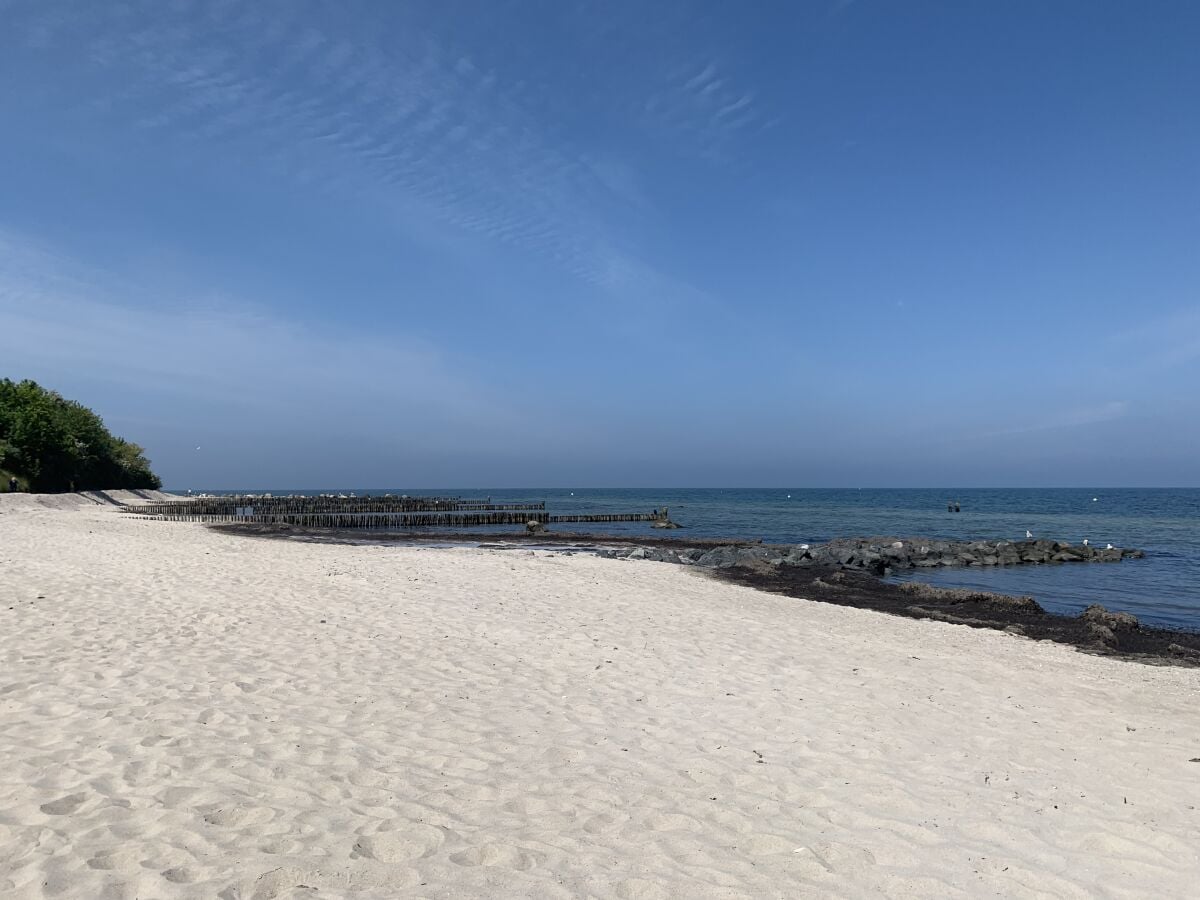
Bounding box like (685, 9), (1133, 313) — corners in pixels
(1092, 497), (1098, 502)
(787, 494), (791, 499)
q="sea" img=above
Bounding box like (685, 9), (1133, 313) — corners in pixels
(193, 488), (1200, 630)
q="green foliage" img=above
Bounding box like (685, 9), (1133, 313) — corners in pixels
(0, 379), (162, 492)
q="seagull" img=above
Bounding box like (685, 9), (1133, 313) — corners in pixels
(1083, 538), (1089, 546)
(1106, 543), (1114, 550)
(1026, 530), (1033, 539)
(1092, 497), (1099, 502)
(195, 446), (201, 451)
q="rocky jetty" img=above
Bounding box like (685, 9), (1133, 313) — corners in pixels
(596, 536), (1143, 575)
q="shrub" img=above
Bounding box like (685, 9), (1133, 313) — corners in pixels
(0, 379), (161, 492)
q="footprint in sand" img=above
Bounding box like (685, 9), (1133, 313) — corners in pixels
(86, 847), (142, 871)
(123, 759), (173, 786)
(40, 793), (87, 816)
(161, 866), (200, 884)
(203, 806), (275, 828)
(351, 824), (444, 863)
(582, 812), (628, 835)
(450, 843), (540, 871)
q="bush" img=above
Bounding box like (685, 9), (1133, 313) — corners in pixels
(0, 379), (162, 492)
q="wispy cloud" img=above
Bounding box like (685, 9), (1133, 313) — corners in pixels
(983, 400), (1130, 438)
(0, 229), (528, 439)
(1111, 306), (1200, 370)
(643, 59), (763, 160)
(2, 0), (747, 307)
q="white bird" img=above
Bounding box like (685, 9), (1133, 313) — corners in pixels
(1106, 543), (1114, 550)
(1093, 497), (1098, 502)
(1083, 538), (1089, 546)
(1026, 530), (1033, 539)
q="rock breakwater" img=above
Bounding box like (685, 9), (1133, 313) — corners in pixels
(597, 536), (1143, 575)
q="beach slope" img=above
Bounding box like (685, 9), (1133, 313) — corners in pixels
(2, 498), (1198, 898)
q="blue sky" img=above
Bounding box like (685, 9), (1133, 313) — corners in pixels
(1, 0), (1197, 488)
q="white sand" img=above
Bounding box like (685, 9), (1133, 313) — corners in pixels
(2, 499), (1198, 899)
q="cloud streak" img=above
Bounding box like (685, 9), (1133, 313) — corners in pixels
(0, 229), (529, 439)
(982, 401), (1131, 438)
(2, 0), (756, 308)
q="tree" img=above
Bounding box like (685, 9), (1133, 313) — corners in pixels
(0, 379), (162, 492)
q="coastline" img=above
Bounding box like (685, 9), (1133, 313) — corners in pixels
(211, 522), (1200, 664)
(3, 498), (1199, 897)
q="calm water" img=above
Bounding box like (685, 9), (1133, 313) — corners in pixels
(199, 488), (1200, 629)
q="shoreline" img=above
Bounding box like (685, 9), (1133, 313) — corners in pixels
(211, 522), (1200, 664)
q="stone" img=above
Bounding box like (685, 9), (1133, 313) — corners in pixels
(1167, 643), (1200, 659)
(736, 546), (776, 566)
(525, 520), (547, 534)
(1081, 605), (1139, 630)
(696, 547), (741, 568)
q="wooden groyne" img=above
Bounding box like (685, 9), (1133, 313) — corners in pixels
(122, 496), (545, 517)
(120, 495), (668, 530)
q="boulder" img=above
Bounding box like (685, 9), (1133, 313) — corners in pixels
(1081, 605), (1139, 630)
(735, 546), (777, 566)
(1086, 622), (1117, 646)
(696, 546), (741, 568)
(781, 547), (814, 567)
(525, 520), (547, 534)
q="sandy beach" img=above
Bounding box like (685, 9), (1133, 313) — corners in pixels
(2, 496), (1199, 899)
